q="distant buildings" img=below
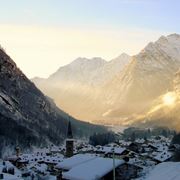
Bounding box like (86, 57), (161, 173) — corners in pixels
(1, 131), (178, 180)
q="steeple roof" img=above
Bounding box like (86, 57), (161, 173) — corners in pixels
(67, 121), (73, 139)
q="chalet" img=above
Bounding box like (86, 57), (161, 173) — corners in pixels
(168, 144), (180, 152)
(95, 146), (128, 158)
(127, 142), (139, 153)
(135, 138), (145, 145)
(105, 148), (129, 158)
(147, 143), (158, 151)
(78, 145), (96, 154)
(151, 151), (173, 163)
(115, 162), (143, 180)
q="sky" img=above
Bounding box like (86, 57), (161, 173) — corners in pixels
(0, 0), (180, 78)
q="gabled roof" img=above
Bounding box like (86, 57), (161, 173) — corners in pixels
(63, 157), (124, 180)
(153, 151), (173, 162)
(56, 154), (96, 170)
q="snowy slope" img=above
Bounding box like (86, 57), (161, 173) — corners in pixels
(0, 47), (107, 157)
(101, 34), (180, 123)
(33, 34), (180, 125)
(32, 54), (131, 121)
(145, 162), (180, 180)
(48, 57), (107, 85)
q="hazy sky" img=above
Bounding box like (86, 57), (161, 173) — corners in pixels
(0, 0), (179, 78)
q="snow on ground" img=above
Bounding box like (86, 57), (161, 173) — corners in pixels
(143, 162), (180, 180)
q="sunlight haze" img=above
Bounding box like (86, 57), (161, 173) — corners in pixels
(0, 0), (179, 78)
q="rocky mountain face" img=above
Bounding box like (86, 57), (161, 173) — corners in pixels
(101, 34), (180, 124)
(32, 54), (131, 122)
(33, 34), (180, 126)
(48, 57), (107, 85)
(133, 69), (180, 130)
(33, 54), (130, 87)
(0, 48), (106, 157)
(103, 34), (180, 129)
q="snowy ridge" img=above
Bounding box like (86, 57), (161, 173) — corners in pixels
(46, 54), (131, 86)
(101, 33), (180, 124)
(33, 33), (180, 125)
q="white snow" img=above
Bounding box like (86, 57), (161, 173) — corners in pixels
(152, 151), (173, 162)
(63, 157), (124, 180)
(145, 162), (180, 180)
(56, 154), (97, 170)
(96, 146), (126, 155)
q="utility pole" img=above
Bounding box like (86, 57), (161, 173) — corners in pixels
(112, 148), (116, 180)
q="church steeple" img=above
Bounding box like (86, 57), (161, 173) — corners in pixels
(66, 120), (74, 157)
(67, 121), (73, 139)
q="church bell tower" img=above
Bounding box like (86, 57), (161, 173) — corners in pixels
(66, 121), (74, 157)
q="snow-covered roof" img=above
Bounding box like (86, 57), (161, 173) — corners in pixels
(50, 146), (62, 153)
(145, 162), (180, 180)
(96, 146), (126, 155)
(79, 146), (96, 152)
(153, 151), (173, 162)
(0, 161), (22, 177)
(128, 157), (155, 169)
(135, 139), (145, 144)
(56, 154), (97, 170)
(63, 157), (124, 180)
(18, 153), (64, 164)
(28, 163), (48, 173)
(113, 147), (127, 154)
(119, 141), (132, 147)
(0, 173), (23, 180)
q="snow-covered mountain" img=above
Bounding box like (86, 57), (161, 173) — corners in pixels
(33, 34), (180, 125)
(133, 69), (180, 130)
(91, 53), (131, 85)
(37, 54), (131, 86)
(102, 34), (180, 124)
(32, 54), (131, 121)
(48, 57), (107, 85)
(0, 47), (106, 157)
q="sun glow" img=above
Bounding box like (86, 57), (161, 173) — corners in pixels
(163, 92), (177, 106)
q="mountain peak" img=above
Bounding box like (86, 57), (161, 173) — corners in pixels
(156, 34), (180, 45)
(157, 35), (168, 44)
(167, 33), (180, 39)
(116, 53), (130, 59)
(68, 57), (107, 71)
(110, 53), (131, 64)
(140, 34), (180, 59)
(70, 57), (106, 65)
